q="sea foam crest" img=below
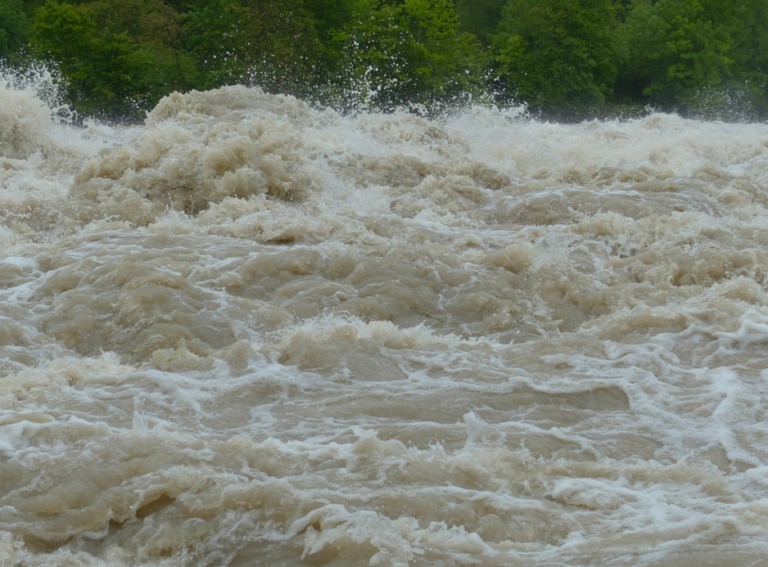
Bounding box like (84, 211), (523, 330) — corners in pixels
(0, 62), (73, 159)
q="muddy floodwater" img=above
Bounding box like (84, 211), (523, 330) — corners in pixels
(2, 75), (768, 566)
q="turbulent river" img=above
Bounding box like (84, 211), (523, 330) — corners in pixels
(2, 73), (768, 566)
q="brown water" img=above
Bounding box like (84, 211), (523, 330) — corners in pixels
(2, 73), (768, 566)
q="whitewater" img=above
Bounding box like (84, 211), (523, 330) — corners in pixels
(2, 70), (768, 566)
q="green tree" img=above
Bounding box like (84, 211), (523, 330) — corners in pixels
(339, 0), (483, 111)
(303, 0), (356, 39)
(30, 0), (190, 119)
(301, 0), (357, 82)
(30, 1), (99, 108)
(455, 0), (506, 45)
(491, 0), (619, 116)
(615, 0), (734, 110)
(726, 0), (768, 116)
(0, 0), (30, 60)
(88, 0), (197, 94)
(184, 0), (322, 95)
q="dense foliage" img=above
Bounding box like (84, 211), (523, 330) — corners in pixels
(2, 0), (767, 121)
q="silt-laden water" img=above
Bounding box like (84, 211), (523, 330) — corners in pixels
(2, 76), (768, 566)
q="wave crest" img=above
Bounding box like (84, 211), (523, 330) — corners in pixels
(70, 86), (314, 223)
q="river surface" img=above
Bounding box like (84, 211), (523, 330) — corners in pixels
(2, 73), (768, 566)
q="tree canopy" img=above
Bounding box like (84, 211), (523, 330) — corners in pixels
(1, 0), (766, 121)
(492, 0), (619, 117)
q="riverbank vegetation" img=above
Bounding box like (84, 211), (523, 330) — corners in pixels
(2, 0), (767, 121)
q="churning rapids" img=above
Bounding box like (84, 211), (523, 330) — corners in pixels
(2, 71), (768, 567)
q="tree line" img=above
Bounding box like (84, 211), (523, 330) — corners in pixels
(1, 0), (767, 121)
